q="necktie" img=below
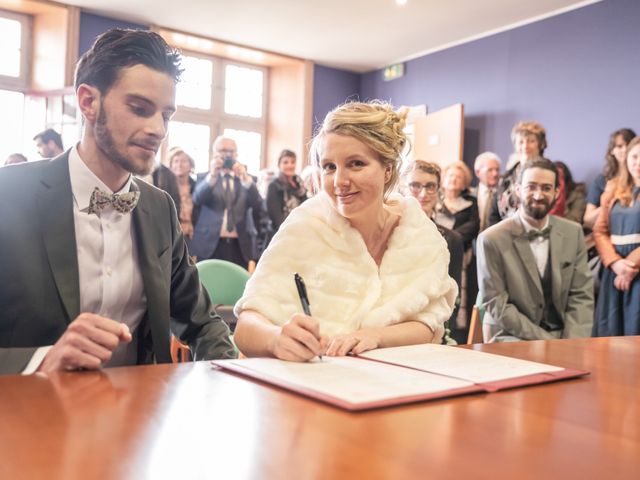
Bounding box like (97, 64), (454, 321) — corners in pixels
(224, 174), (236, 232)
(481, 187), (493, 231)
(526, 226), (551, 241)
(87, 187), (140, 215)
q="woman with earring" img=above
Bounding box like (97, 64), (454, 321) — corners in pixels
(233, 102), (457, 361)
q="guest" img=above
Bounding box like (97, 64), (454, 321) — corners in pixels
(489, 121), (547, 226)
(233, 101), (458, 361)
(435, 161), (479, 331)
(404, 160), (464, 344)
(33, 128), (64, 158)
(477, 158), (594, 342)
(550, 161), (587, 224)
(168, 147), (197, 242)
(593, 136), (640, 336)
(300, 165), (321, 197)
(257, 168), (276, 199)
(3, 153), (27, 166)
(266, 149), (307, 232)
(583, 128), (636, 229)
(472, 152), (501, 232)
(191, 136), (263, 267)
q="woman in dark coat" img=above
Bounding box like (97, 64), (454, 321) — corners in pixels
(266, 149), (307, 232)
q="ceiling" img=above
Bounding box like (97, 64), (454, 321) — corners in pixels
(61, 0), (599, 72)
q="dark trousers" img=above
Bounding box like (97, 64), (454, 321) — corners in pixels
(211, 237), (246, 268)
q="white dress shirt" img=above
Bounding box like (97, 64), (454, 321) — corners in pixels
(23, 147), (146, 373)
(519, 210), (550, 277)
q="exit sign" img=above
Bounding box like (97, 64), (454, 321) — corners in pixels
(383, 63), (405, 81)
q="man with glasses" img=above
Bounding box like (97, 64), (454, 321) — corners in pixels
(476, 158), (593, 342)
(191, 136), (263, 267)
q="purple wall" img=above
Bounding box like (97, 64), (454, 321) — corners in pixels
(357, 0), (640, 185)
(79, 12), (148, 57)
(312, 65), (360, 131)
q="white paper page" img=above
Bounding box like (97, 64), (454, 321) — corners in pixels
(360, 344), (563, 383)
(217, 356), (473, 405)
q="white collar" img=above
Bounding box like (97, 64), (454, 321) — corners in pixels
(68, 145), (133, 211)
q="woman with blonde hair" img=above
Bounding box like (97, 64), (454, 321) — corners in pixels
(233, 101), (457, 361)
(593, 136), (640, 336)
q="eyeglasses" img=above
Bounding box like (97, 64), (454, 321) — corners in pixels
(408, 182), (438, 194)
(523, 183), (555, 194)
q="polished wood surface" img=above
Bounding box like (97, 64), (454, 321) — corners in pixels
(1, 337), (638, 479)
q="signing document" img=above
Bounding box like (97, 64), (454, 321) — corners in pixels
(213, 344), (586, 411)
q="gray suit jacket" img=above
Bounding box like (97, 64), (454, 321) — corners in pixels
(0, 153), (236, 375)
(476, 214), (594, 341)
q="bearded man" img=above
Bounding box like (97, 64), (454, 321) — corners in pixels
(0, 29), (235, 375)
(476, 158), (594, 342)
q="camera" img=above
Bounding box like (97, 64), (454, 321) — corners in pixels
(222, 155), (236, 170)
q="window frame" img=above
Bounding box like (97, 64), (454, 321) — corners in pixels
(168, 50), (268, 172)
(0, 9), (32, 91)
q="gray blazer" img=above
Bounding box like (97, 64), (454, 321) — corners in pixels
(476, 214), (594, 341)
(0, 153), (236, 375)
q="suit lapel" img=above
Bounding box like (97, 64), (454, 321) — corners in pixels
(510, 217), (543, 296)
(37, 153), (80, 322)
(548, 217), (564, 311)
(131, 182), (171, 363)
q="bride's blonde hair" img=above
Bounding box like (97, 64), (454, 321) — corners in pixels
(310, 101), (408, 197)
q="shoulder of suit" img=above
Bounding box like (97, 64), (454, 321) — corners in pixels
(479, 216), (518, 243)
(549, 215), (583, 234)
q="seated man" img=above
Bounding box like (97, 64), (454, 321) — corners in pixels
(0, 29), (235, 375)
(476, 158), (593, 342)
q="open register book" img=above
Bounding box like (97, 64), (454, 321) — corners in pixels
(212, 344), (588, 411)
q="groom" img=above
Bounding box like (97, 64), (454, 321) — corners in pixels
(0, 29), (235, 375)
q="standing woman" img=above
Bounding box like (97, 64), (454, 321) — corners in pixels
(266, 149), (307, 232)
(488, 121), (547, 226)
(234, 101), (457, 361)
(593, 136), (640, 336)
(583, 128), (636, 229)
(168, 147), (198, 244)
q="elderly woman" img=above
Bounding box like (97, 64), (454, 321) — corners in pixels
(168, 147), (197, 243)
(489, 121), (547, 226)
(266, 149), (307, 232)
(233, 101), (458, 361)
(435, 161), (479, 331)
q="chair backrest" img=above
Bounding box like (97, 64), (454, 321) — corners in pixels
(196, 259), (250, 306)
(466, 292), (485, 344)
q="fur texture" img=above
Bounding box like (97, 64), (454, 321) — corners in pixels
(235, 192), (458, 342)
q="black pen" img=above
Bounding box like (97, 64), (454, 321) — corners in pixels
(294, 273), (322, 360)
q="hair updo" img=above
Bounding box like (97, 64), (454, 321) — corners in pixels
(311, 101), (408, 197)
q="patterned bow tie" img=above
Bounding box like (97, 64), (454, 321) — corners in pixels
(526, 226), (551, 241)
(87, 187), (140, 215)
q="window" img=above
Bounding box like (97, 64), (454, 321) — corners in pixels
(224, 65), (263, 118)
(0, 89), (25, 162)
(167, 121), (211, 173)
(224, 128), (262, 174)
(167, 52), (267, 176)
(0, 10), (31, 90)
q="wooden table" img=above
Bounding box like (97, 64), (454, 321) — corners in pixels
(1, 337), (638, 479)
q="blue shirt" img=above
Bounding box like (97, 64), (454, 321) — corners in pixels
(586, 174), (607, 206)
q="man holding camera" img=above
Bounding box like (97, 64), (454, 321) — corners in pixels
(191, 136), (263, 268)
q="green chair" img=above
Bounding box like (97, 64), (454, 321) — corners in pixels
(196, 259), (250, 331)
